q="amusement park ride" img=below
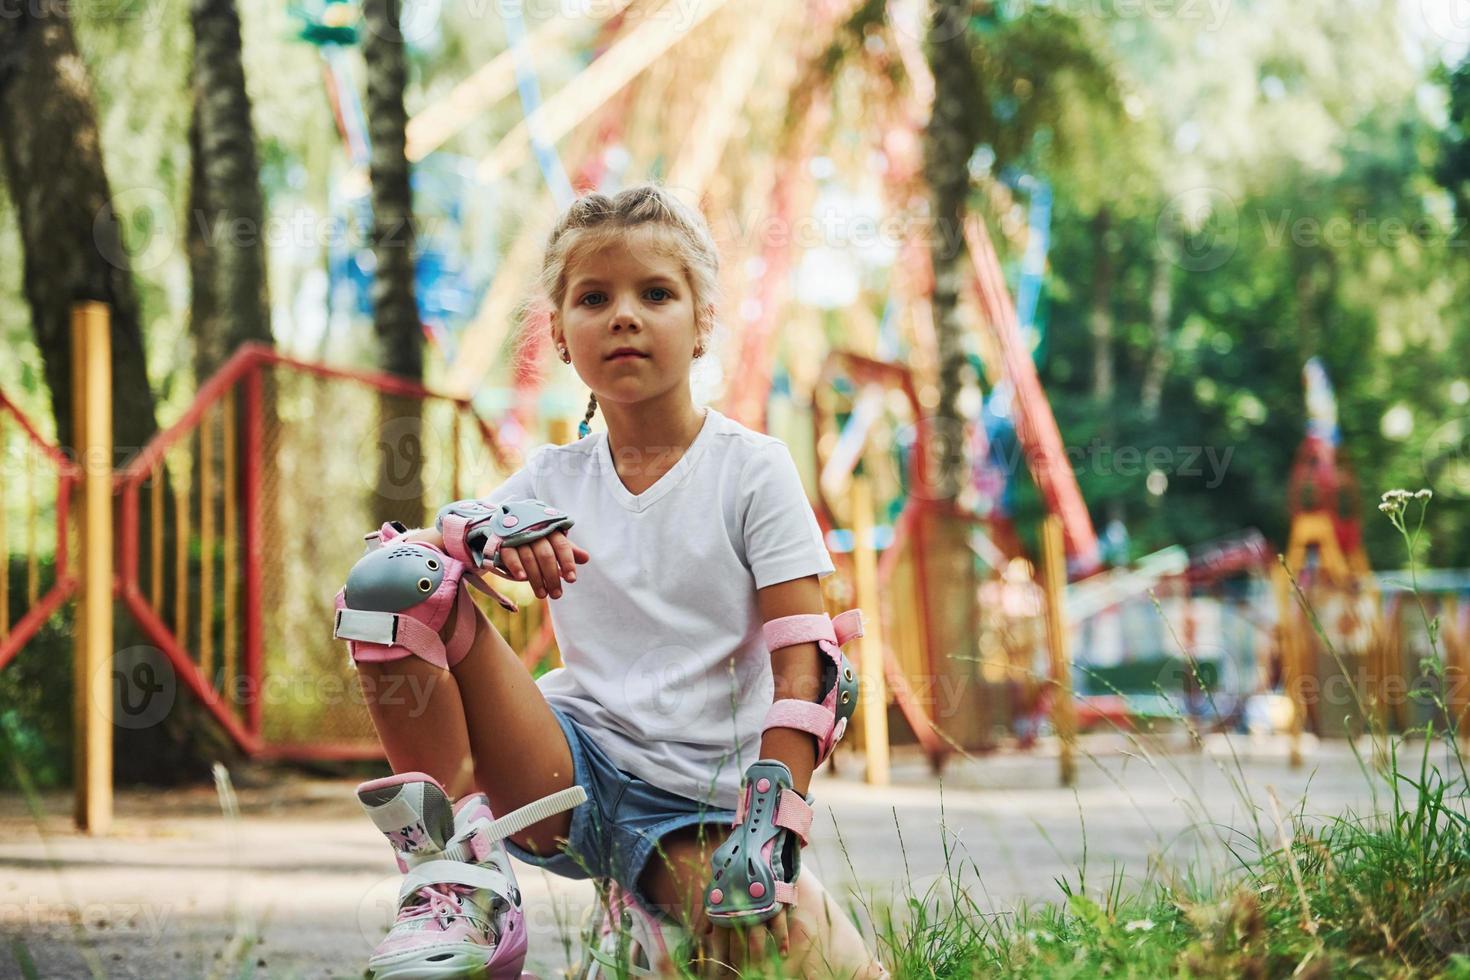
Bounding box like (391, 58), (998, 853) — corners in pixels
(6, 0), (1470, 840)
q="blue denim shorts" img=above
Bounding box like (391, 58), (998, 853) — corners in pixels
(501, 703), (737, 922)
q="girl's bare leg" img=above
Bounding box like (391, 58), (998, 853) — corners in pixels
(357, 653), (478, 798)
(450, 603), (577, 856)
(354, 588), (577, 857)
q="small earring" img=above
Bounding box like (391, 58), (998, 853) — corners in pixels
(558, 347), (570, 363)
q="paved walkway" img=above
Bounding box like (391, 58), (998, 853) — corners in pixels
(0, 734), (1407, 978)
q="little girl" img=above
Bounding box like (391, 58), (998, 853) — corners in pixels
(333, 184), (889, 978)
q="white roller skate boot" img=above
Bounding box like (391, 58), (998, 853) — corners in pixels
(358, 772), (585, 979)
(578, 880), (689, 979)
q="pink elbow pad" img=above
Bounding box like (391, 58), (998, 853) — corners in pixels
(760, 609), (864, 768)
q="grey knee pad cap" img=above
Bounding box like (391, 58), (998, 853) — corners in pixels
(343, 544), (447, 612)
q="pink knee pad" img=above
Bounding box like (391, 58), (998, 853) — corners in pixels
(333, 522), (517, 670)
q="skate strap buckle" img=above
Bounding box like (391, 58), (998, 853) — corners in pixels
(441, 825), (497, 865)
(440, 785), (589, 866)
(483, 785), (588, 844)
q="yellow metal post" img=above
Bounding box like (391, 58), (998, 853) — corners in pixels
(1040, 515), (1077, 787)
(71, 302), (113, 833)
(1272, 562), (1305, 768)
(173, 458), (189, 643)
(223, 389), (238, 701)
(450, 410), (462, 499)
(200, 404), (214, 682)
(150, 461), (163, 612)
(850, 475), (889, 786)
(26, 444), (39, 607)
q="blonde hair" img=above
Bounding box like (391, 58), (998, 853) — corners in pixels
(528, 183), (722, 436)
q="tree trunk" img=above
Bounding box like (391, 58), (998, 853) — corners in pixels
(1088, 209), (1122, 526)
(0, 7), (227, 784)
(189, 1), (279, 758)
(921, 0), (976, 505)
(187, 85), (222, 383)
(1140, 243), (1174, 420)
(361, 0), (425, 525)
(1088, 208), (1115, 404)
(0, 10), (157, 462)
(919, 0), (987, 751)
(190, 0), (271, 380)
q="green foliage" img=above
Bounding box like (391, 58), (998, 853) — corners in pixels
(1036, 51), (1469, 563)
(1435, 57), (1470, 222)
(0, 561), (73, 791)
(967, 6), (1142, 213)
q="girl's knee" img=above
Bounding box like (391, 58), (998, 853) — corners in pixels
(788, 870), (889, 978)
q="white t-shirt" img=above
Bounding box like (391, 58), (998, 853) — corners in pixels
(484, 407), (835, 810)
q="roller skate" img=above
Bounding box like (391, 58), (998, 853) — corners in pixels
(577, 880), (689, 979)
(358, 772), (586, 979)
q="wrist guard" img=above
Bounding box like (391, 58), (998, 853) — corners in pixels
(703, 759), (811, 927)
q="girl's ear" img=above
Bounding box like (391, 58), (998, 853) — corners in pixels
(695, 307), (716, 353)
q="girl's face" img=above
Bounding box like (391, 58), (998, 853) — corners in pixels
(553, 226), (702, 409)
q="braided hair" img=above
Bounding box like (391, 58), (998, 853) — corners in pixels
(579, 393), (598, 438)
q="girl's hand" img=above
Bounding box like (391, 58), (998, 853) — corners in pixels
(496, 529), (588, 599)
(698, 908), (790, 976)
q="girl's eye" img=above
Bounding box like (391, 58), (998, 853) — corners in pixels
(578, 288), (671, 305)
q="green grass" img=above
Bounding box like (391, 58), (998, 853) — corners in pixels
(843, 744), (1470, 978)
(806, 754), (1461, 979)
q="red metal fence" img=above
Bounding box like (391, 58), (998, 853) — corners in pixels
(3, 343), (555, 761)
(0, 390), (79, 671)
